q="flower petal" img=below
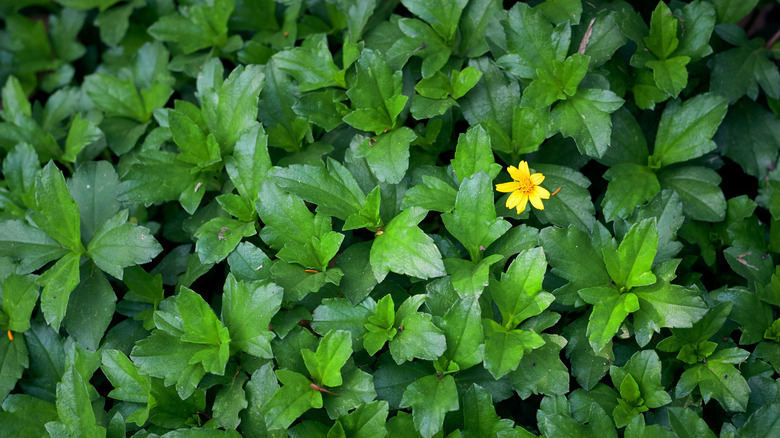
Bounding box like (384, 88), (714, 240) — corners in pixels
(534, 185), (551, 199)
(530, 173), (545, 185)
(517, 161), (531, 180)
(529, 193), (545, 210)
(496, 181), (520, 193)
(516, 194), (529, 213)
(507, 165), (522, 181)
(506, 190), (523, 209)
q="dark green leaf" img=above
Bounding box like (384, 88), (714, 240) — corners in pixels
(657, 165), (726, 222)
(30, 161), (83, 253)
(549, 88), (624, 159)
(62, 264), (116, 350)
(602, 164), (660, 222)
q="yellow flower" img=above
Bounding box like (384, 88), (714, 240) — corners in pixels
(495, 161), (551, 213)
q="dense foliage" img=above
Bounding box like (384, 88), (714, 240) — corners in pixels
(1, 0), (780, 436)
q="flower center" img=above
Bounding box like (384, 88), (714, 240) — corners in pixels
(518, 179), (535, 194)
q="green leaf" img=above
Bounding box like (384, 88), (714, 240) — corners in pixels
(83, 73), (147, 122)
(644, 2), (679, 59)
(715, 99), (780, 180)
(446, 254), (502, 298)
(198, 60), (265, 150)
(148, 0), (233, 54)
(256, 180), (316, 250)
(265, 369), (322, 431)
(51, 367), (106, 438)
(30, 161), (83, 253)
(400, 0), (468, 43)
(400, 374), (459, 438)
(258, 61), (309, 152)
(459, 57), (520, 139)
(710, 43), (780, 104)
(168, 110), (222, 169)
(213, 371), (248, 430)
(646, 56), (690, 97)
(67, 161), (120, 245)
(39, 251), (81, 331)
(713, 0), (760, 24)
(510, 333), (569, 398)
(100, 349), (151, 404)
(633, 279), (708, 346)
(62, 264), (116, 351)
(437, 296), (483, 370)
(675, 348), (750, 412)
(312, 298), (374, 352)
(483, 319), (544, 379)
(177, 287), (231, 373)
(0, 220), (69, 274)
(462, 383), (515, 437)
(117, 151), (200, 208)
(2, 274), (38, 332)
(221, 274), (282, 359)
(540, 225), (611, 307)
(370, 207), (446, 282)
(667, 407), (716, 438)
(364, 294), (396, 355)
(602, 218), (658, 290)
(737, 402), (780, 438)
(274, 34), (345, 91)
(354, 127), (417, 184)
(132, 332), (205, 400)
(442, 172), (511, 262)
(323, 360), (377, 420)
(0, 332), (28, 402)
(302, 330), (353, 387)
(549, 88), (624, 158)
(390, 295), (447, 364)
(610, 350), (671, 410)
(0, 395), (58, 437)
(343, 49), (407, 134)
(657, 166), (726, 222)
(224, 125), (271, 201)
(272, 159), (365, 221)
(602, 164), (660, 222)
(1, 76), (31, 123)
(503, 3), (556, 77)
(194, 217), (256, 265)
(711, 287), (773, 345)
(87, 210), (163, 279)
(293, 89), (351, 131)
(401, 176), (457, 213)
(580, 287), (640, 353)
(491, 247), (553, 327)
(338, 400), (388, 438)
(650, 93), (728, 167)
(63, 114), (103, 163)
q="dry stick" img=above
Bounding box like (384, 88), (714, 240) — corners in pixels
(578, 18), (596, 55)
(767, 27), (780, 49)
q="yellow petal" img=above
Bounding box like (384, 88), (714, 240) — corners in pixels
(507, 165), (522, 181)
(496, 181), (520, 193)
(516, 194), (529, 213)
(534, 185), (551, 199)
(517, 161), (531, 180)
(506, 190), (523, 209)
(529, 193), (545, 210)
(530, 173), (545, 185)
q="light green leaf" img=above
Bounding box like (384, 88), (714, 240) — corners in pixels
(87, 210), (163, 279)
(30, 162), (83, 253)
(343, 49), (407, 134)
(370, 207), (446, 282)
(194, 217), (256, 265)
(602, 218), (658, 290)
(580, 287), (640, 353)
(646, 56), (690, 97)
(221, 274), (282, 359)
(483, 319), (544, 379)
(265, 369), (322, 431)
(442, 172), (511, 261)
(644, 2), (679, 59)
(650, 93), (728, 167)
(510, 333), (569, 398)
(39, 251), (81, 331)
(302, 330), (353, 387)
(354, 127), (417, 184)
(549, 88), (624, 158)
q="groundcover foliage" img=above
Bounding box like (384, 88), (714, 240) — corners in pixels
(1, 0), (780, 436)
